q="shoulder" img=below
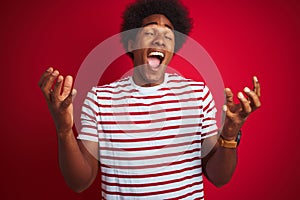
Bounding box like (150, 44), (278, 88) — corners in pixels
(92, 76), (132, 93)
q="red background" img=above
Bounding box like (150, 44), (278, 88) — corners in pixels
(1, 0), (299, 199)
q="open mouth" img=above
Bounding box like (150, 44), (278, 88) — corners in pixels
(147, 51), (165, 69)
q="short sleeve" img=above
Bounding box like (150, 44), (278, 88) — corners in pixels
(77, 87), (99, 142)
(201, 84), (218, 139)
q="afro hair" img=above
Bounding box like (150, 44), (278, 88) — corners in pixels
(121, 0), (193, 58)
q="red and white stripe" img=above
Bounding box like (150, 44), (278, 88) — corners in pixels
(78, 73), (217, 199)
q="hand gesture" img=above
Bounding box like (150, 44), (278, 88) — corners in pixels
(38, 67), (77, 135)
(222, 76), (261, 140)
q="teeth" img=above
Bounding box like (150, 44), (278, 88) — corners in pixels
(148, 51), (164, 58)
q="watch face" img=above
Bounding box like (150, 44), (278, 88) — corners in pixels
(236, 130), (242, 146)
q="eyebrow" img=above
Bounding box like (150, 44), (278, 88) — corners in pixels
(142, 22), (174, 31)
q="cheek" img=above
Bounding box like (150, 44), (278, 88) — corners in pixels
(135, 37), (151, 49)
(167, 41), (175, 52)
(133, 50), (147, 65)
(165, 53), (174, 65)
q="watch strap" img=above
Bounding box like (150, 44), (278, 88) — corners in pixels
(218, 135), (238, 148)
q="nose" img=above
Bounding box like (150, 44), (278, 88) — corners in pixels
(152, 34), (165, 48)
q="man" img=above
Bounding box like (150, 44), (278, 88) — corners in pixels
(38, 0), (261, 199)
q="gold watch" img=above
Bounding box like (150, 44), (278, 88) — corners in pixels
(218, 136), (237, 148)
(218, 130), (242, 148)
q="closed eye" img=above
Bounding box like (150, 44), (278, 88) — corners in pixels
(165, 36), (172, 41)
(145, 32), (154, 36)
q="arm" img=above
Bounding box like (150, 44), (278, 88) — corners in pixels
(203, 76), (261, 187)
(202, 135), (237, 188)
(57, 131), (99, 192)
(39, 67), (99, 192)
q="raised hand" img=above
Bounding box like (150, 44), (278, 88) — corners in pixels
(38, 67), (77, 135)
(222, 76), (261, 140)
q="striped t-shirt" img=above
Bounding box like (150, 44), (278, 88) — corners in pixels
(78, 73), (218, 200)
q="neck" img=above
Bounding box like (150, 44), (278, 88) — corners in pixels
(132, 70), (165, 87)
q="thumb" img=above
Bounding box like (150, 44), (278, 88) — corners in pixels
(223, 104), (234, 119)
(71, 88), (77, 100)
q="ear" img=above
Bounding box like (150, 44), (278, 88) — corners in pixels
(127, 39), (135, 52)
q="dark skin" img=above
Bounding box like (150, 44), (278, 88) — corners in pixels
(203, 79), (261, 187)
(39, 14), (261, 192)
(38, 70), (99, 192)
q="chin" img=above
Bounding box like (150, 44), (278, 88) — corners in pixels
(143, 70), (165, 85)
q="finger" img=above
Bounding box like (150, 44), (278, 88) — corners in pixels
(53, 75), (64, 102)
(244, 87), (261, 110)
(252, 76), (261, 97)
(61, 75), (73, 98)
(42, 69), (59, 89)
(237, 92), (251, 117)
(38, 67), (53, 88)
(41, 70), (60, 101)
(60, 88), (77, 110)
(225, 88), (234, 105)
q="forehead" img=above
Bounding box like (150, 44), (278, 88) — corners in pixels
(142, 14), (174, 30)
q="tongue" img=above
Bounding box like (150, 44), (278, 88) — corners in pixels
(148, 57), (160, 68)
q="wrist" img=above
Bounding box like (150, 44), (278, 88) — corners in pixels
(220, 135), (236, 141)
(56, 128), (73, 139)
(220, 126), (241, 141)
(218, 130), (242, 148)
(218, 135), (237, 149)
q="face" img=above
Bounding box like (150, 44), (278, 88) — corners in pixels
(128, 14), (175, 87)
